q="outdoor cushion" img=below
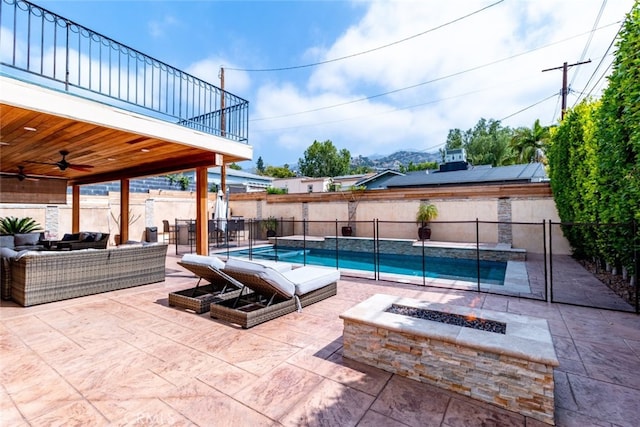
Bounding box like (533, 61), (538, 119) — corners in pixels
(0, 247), (18, 258)
(225, 257), (295, 296)
(181, 253), (225, 270)
(283, 266), (341, 296)
(14, 233), (41, 247)
(224, 256), (292, 273)
(0, 235), (15, 248)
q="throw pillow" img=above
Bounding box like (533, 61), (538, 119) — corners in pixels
(14, 233), (41, 246)
(0, 235), (15, 248)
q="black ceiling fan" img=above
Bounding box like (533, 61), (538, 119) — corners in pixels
(0, 166), (39, 181)
(28, 150), (94, 172)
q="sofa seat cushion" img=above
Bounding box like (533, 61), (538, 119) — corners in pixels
(0, 247), (18, 258)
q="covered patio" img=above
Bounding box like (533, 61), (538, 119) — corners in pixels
(1, 246), (639, 426)
(1, 0), (250, 254)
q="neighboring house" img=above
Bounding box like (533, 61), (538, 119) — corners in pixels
(331, 173), (373, 190)
(273, 177), (331, 193)
(385, 162), (548, 189)
(272, 173), (374, 193)
(355, 169), (405, 190)
(207, 167), (272, 193)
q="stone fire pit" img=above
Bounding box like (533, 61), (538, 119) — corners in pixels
(340, 294), (559, 425)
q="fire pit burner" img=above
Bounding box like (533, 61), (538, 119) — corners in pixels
(386, 304), (506, 334)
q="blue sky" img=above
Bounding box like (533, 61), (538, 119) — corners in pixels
(37, 0), (635, 169)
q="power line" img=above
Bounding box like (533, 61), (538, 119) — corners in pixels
(573, 9), (628, 106)
(569, 0), (608, 89)
(225, 0), (504, 72)
(499, 93), (558, 122)
(252, 21), (622, 123)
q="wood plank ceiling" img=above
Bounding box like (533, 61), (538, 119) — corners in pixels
(0, 103), (248, 187)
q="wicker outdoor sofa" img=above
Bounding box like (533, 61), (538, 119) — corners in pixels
(2, 243), (168, 306)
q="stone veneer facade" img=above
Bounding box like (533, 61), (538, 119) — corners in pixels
(340, 295), (559, 425)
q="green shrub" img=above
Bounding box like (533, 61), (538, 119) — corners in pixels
(0, 216), (43, 234)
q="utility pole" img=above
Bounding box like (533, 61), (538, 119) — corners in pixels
(542, 59), (591, 120)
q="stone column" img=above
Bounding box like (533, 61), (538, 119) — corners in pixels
(45, 205), (59, 239)
(498, 197), (512, 246)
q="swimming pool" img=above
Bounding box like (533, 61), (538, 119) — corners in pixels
(222, 246), (507, 285)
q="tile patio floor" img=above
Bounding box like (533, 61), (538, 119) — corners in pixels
(1, 247), (639, 426)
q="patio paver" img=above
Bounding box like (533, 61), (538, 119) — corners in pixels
(1, 247), (639, 426)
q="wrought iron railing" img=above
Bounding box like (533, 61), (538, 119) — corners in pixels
(0, 0), (249, 142)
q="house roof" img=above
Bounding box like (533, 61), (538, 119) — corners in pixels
(385, 163), (548, 188)
(355, 169), (404, 189)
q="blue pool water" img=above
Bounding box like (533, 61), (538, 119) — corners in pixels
(223, 246), (507, 285)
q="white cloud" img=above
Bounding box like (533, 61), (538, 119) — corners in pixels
(248, 0), (633, 166)
(147, 15), (179, 39)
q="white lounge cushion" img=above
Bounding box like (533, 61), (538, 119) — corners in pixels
(224, 256), (291, 273)
(225, 257), (295, 296)
(181, 254), (225, 270)
(283, 266), (340, 295)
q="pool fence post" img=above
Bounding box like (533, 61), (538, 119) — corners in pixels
(303, 219), (307, 266)
(476, 218), (481, 292)
(335, 219), (339, 270)
(543, 219), (548, 302)
(549, 219), (554, 303)
(421, 221), (426, 287)
(374, 219), (379, 281)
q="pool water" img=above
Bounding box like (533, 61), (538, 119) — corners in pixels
(224, 246), (506, 285)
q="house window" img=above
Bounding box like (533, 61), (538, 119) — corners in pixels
(307, 184), (313, 193)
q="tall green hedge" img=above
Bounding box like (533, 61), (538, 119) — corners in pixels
(548, 4), (639, 275)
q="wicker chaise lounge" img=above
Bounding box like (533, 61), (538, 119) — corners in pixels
(210, 257), (339, 328)
(169, 254), (292, 313)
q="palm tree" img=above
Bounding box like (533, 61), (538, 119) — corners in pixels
(511, 119), (550, 164)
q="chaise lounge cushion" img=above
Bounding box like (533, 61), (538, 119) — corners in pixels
(181, 253), (225, 270)
(225, 257), (295, 296)
(224, 257), (339, 297)
(284, 266), (341, 295)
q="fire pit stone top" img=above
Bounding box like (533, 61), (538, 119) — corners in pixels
(339, 293), (559, 367)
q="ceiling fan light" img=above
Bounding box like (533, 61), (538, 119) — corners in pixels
(23, 126), (37, 132)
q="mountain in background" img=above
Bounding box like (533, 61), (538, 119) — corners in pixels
(244, 150), (442, 174)
(351, 150), (441, 170)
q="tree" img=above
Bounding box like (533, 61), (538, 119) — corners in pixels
(228, 163), (242, 170)
(264, 165), (296, 178)
(400, 161), (438, 173)
(298, 140), (351, 177)
(350, 165), (374, 174)
(511, 119), (550, 163)
(256, 156), (265, 174)
(443, 119), (515, 166)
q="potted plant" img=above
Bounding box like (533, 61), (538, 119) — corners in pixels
(416, 203), (438, 240)
(0, 216), (42, 235)
(262, 216), (278, 238)
(110, 209), (142, 245)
